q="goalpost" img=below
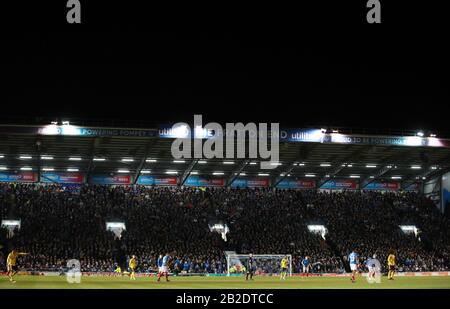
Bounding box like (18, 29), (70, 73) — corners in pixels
(225, 251), (293, 277)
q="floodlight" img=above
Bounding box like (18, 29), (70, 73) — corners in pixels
(106, 222), (126, 238)
(307, 224), (328, 239)
(1, 220), (21, 238)
(208, 222), (229, 242)
(399, 225), (420, 237)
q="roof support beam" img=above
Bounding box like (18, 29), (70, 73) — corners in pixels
(85, 137), (99, 183)
(272, 144), (317, 188)
(360, 150), (407, 188)
(318, 146), (370, 187)
(180, 159), (199, 185)
(424, 166), (450, 182)
(226, 160), (250, 187)
(133, 138), (158, 184)
(273, 162), (298, 187)
(401, 153), (450, 189)
(361, 165), (393, 188)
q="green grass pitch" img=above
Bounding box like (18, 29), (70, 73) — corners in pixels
(1, 275), (450, 289)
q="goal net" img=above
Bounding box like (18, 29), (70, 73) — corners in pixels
(225, 251), (292, 277)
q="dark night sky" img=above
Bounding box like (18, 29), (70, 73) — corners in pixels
(1, 3), (449, 133)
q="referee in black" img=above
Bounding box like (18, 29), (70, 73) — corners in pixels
(245, 253), (255, 281)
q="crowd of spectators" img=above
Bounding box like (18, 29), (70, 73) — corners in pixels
(1, 183), (449, 274)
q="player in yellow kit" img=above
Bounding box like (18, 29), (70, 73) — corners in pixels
(129, 255), (137, 280)
(6, 249), (29, 283)
(280, 256), (289, 280)
(387, 249), (396, 280)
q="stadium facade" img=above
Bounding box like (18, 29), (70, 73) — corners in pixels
(0, 122), (449, 214)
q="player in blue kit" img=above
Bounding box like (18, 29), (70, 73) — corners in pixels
(157, 253), (170, 282)
(302, 256), (311, 277)
(348, 250), (359, 283)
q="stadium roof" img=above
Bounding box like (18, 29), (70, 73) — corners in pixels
(0, 122), (449, 188)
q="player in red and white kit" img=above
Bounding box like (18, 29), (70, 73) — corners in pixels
(157, 253), (170, 282)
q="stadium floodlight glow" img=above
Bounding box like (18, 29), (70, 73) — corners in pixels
(422, 176), (426, 180)
(298, 163), (305, 166)
(320, 128), (327, 133)
(61, 124), (79, 135)
(332, 129), (339, 133)
(190, 171), (198, 175)
(391, 176), (402, 179)
(416, 131), (424, 137)
(430, 133), (436, 137)
(51, 121), (58, 125)
(0, 155), (3, 159)
(258, 173), (269, 176)
(62, 121), (70, 125)
(223, 161), (234, 165)
(307, 224), (328, 239)
(117, 169), (130, 173)
(198, 160), (207, 164)
(93, 157), (106, 161)
(40, 124), (60, 135)
(305, 174), (316, 177)
(1, 219), (21, 227)
(19, 155), (32, 159)
(399, 225), (420, 237)
(320, 163), (331, 167)
(249, 162), (258, 165)
(431, 166), (438, 170)
(106, 222), (126, 238)
(370, 176), (375, 179)
(386, 165), (393, 169)
(270, 162), (282, 166)
(173, 160), (186, 163)
(42, 167), (54, 171)
(366, 165), (377, 168)
(350, 175), (360, 178)
(411, 166), (422, 169)
(140, 170), (151, 174)
(213, 172), (224, 175)
(41, 156), (53, 160)
(121, 158), (134, 162)
(325, 174), (330, 178)
(69, 157), (82, 161)
(20, 167), (32, 170)
(0, 166), (7, 170)
(347, 164), (353, 167)
(106, 222), (126, 229)
(208, 222), (229, 242)
(1, 220), (21, 238)
(67, 168), (79, 172)
(146, 159), (157, 163)
(165, 171), (178, 174)
(170, 124), (190, 138)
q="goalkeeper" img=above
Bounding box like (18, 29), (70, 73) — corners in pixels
(280, 256), (289, 280)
